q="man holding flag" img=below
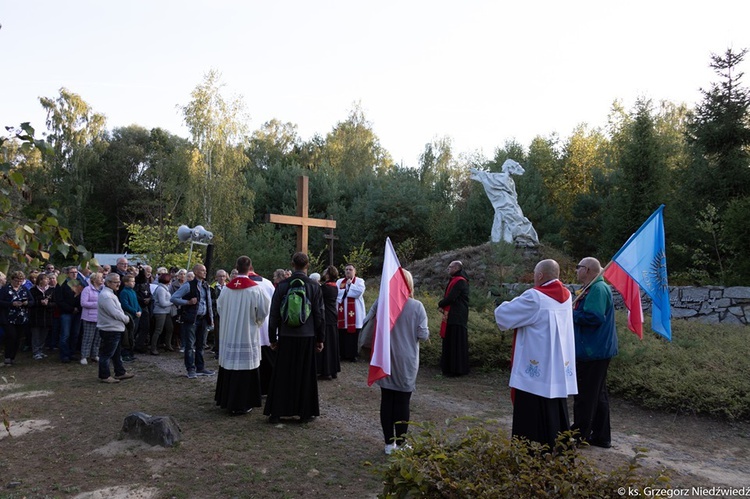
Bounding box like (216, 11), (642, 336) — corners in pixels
(572, 257), (617, 449)
(368, 239), (429, 455)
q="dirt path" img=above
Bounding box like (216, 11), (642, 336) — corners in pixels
(1, 352), (749, 498)
(326, 361), (750, 491)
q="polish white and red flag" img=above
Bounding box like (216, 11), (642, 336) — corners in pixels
(603, 262), (644, 339)
(367, 237), (410, 386)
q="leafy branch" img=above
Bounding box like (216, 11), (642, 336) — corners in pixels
(1, 122), (94, 273)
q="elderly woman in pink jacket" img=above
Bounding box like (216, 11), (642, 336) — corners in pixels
(79, 272), (104, 365)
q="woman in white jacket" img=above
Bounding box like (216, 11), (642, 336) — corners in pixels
(151, 272), (174, 355)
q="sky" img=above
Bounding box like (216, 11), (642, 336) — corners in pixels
(3, 1), (750, 166)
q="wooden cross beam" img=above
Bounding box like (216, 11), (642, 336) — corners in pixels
(267, 176), (337, 254)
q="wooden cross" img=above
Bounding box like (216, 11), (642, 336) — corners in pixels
(323, 227), (339, 266)
(267, 176), (337, 254)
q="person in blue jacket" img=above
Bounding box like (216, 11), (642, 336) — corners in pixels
(572, 257), (618, 449)
(118, 274), (141, 362)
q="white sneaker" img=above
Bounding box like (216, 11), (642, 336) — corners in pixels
(93, 356), (99, 362)
(80, 358), (88, 365)
(384, 443), (397, 455)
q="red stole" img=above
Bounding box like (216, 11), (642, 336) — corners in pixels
(440, 275), (467, 338)
(226, 276), (258, 289)
(509, 280), (571, 404)
(338, 278), (358, 332)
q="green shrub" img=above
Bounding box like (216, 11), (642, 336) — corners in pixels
(380, 420), (669, 498)
(342, 242), (374, 277)
(609, 315), (750, 420)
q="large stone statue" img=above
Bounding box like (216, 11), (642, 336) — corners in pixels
(470, 159), (539, 247)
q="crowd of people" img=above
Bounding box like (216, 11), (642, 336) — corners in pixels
(0, 250), (618, 455)
(0, 261), (186, 369)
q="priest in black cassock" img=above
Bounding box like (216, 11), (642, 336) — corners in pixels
(264, 252), (325, 423)
(438, 260), (470, 376)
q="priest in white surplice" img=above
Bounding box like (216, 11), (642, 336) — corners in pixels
(494, 259), (578, 449)
(214, 256), (271, 415)
(336, 264), (366, 361)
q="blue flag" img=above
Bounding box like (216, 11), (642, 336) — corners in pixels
(611, 205), (672, 341)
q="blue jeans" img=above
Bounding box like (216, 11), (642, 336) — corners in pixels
(181, 317), (207, 373)
(98, 329), (126, 379)
(59, 313), (81, 362)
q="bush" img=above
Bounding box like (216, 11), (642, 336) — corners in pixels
(609, 314), (750, 420)
(342, 242), (374, 277)
(380, 420), (669, 498)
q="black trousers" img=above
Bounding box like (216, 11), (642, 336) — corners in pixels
(573, 358), (611, 445)
(380, 388), (412, 445)
(3, 324), (27, 361)
(512, 389), (570, 449)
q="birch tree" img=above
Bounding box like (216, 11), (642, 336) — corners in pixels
(180, 70), (251, 260)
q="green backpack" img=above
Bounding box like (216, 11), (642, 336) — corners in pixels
(280, 278), (311, 327)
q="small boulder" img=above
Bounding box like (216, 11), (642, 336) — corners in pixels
(121, 412), (182, 447)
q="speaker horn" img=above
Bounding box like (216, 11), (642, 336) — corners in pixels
(193, 225), (213, 242)
(177, 225), (193, 243)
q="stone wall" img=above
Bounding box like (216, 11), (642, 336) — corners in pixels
(499, 284), (750, 326)
(665, 286), (750, 325)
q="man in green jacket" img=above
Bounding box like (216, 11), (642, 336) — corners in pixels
(572, 257), (618, 449)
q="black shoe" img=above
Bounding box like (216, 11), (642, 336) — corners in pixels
(588, 439), (612, 449)
(231, 408), (252, 416)
(300, 416), (315, 423)
(268, 415), (280, 424)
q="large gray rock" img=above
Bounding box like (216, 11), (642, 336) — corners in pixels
(697, 313), (720, 324)
(121, 412), (182, 447)
(721, 312), (744, 326)
(714, 298), (732, 308)
(729, 306), (745, 317)
(699, 301), (714, 314)
(680, 287), (710, 302)
(672, 308), (698, 319)
(724, 287), (750, 300)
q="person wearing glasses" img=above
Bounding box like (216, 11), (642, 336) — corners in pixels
(572, 257), (617, 449)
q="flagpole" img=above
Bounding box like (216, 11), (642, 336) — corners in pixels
(571, 261), (611, 306)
